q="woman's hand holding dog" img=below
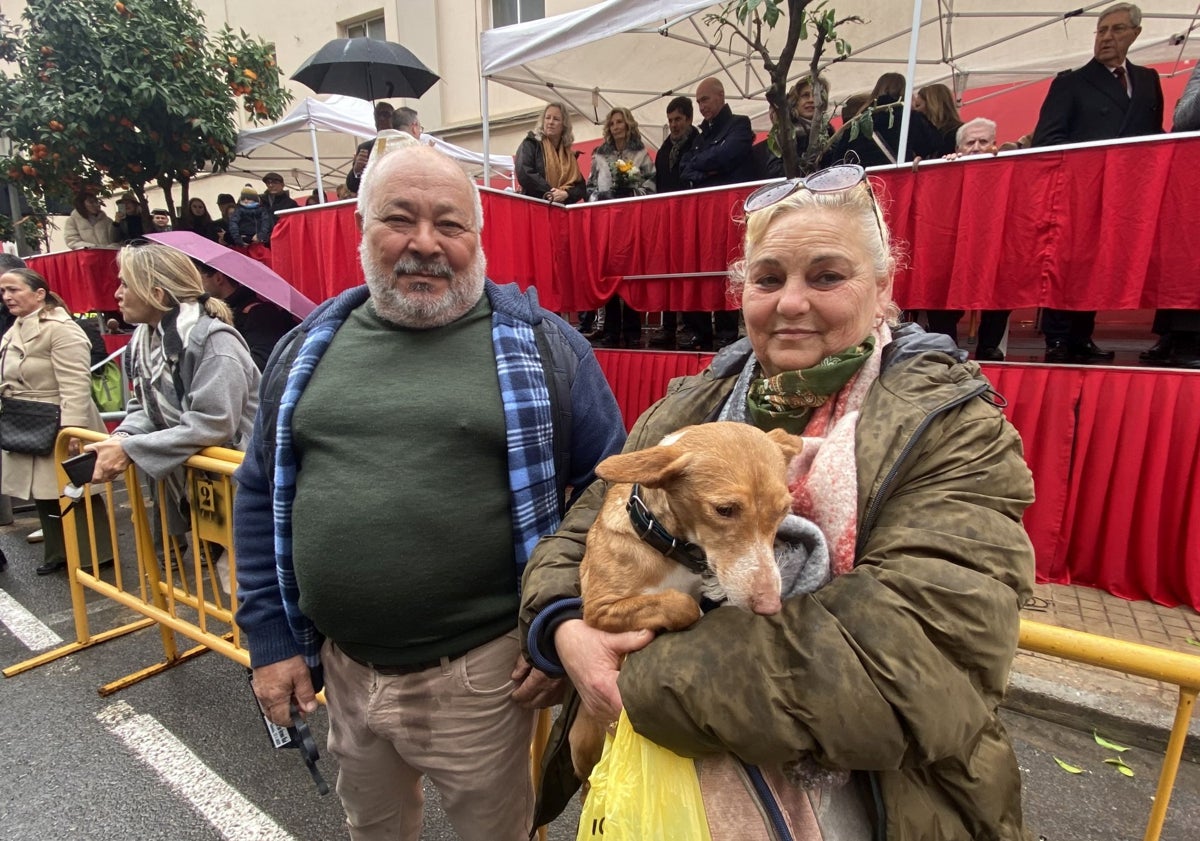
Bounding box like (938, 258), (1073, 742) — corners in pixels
(556, 619), (654, 721)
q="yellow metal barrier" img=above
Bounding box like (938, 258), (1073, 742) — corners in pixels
(1019, 620), (1200, 841)
(3, 427), (248, 690)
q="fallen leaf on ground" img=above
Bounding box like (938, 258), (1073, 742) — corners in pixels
(1104, 757), (1135, 777)
(1093, 731), (1130, 752)
(1054, 757), (1085, 774)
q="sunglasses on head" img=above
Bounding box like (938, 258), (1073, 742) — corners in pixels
(743, 163), (886, 244)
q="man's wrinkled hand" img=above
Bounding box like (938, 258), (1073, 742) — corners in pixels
(510, 656), (566, 709)
(251, 656), (318, 727)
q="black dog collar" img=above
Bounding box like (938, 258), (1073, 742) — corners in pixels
(626, 483), (709, 574)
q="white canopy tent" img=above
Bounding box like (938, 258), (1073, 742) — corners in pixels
(480, 0), (1200, 171)
(235, 95), (515, 196)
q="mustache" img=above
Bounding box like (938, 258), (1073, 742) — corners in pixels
(392, 257), (454, 280)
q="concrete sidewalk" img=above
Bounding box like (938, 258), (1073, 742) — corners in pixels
(1007, 581), (1200, 761)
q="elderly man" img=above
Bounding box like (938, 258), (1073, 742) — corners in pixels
(679, 77), (753, 349)
(955, 116), (998, 156)
(927, 117), (1012, 360)
(345, 102), (401, 194)
(1032, 2), (1164, 363)
(235, 145), (625, 841)
(391, 106), (422, 138)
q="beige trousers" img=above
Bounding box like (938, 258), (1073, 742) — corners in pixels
(322, 631), (536, 841)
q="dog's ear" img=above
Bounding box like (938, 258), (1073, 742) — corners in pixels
(596, 445), (695, 487)
(766, 428), (804, 463)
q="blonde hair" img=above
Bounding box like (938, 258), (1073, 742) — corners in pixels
(535, 102), (575, 147)
(730, 179), (897, 295)
(117, 243), (233, 324)
(602, 107), (642, 146)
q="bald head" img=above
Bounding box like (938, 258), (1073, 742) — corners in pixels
(696, 77), (726, 122)
(357, 145), (483, 233)
(356, 145), (487, 329)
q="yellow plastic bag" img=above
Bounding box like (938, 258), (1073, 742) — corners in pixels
(577, 711), (712, 841)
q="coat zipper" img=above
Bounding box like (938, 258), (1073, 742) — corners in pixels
(856, 382), (990, 556)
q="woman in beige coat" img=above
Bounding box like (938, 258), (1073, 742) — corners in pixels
(0, 268), (113, 575)
(63, 193), (117, 250)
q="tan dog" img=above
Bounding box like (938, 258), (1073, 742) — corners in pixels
(570, 422), (803, 784)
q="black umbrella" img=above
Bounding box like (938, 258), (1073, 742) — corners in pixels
(290, 37), (439, 102)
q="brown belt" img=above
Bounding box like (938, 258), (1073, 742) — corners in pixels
(337, 644), (469, 676)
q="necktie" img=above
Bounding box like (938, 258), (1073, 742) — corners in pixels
(1113, 66), (1129, 97)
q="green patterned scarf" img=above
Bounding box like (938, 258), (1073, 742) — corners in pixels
(746, 336), (876, 432)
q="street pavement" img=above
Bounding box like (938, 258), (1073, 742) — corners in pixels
(3, 508), (1199, 840)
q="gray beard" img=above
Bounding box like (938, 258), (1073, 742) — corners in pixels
(361, 246), (487, 329)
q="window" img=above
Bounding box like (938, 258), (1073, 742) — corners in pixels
(492, 0), (544, 28)
(346, 15), (386, 40)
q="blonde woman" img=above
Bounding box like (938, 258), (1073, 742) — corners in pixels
(586, 106), (657, 348)
(0, 268), (114, 574)
(585, 106), (656, 201)
(86, 244), (260, 589)
(515, 102), (586, 204)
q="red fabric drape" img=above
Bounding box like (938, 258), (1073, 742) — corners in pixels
(594, 350), (1200, 612)
(269, 135), (1200, 312)
(25, 248), (121, 312)
(27, 243), (273, 312)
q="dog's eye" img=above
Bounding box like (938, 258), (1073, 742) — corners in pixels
(714, 503), (738, 518)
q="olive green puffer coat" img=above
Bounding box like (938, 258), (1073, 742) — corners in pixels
(520, 327), (1035, 840)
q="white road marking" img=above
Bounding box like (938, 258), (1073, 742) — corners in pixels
(0, 588), (63, 650)
(97, 701), (297, 841)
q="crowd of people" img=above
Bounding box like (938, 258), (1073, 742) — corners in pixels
(506, 1), (1192, 366)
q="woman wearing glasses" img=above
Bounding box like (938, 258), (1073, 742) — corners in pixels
(519, 166), (1034, 838)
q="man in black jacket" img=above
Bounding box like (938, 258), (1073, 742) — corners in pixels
(678, 78), (753, 348)
(1032, 2), (1163, 363)
(196, 264), (298, 371)
(647, 96), (701, 348)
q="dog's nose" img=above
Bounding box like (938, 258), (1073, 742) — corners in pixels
(751, 590), (782, 616)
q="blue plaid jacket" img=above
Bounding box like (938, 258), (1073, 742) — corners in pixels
(233, 282), (625, 676)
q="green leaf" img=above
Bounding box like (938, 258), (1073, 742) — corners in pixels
(1053, 757), (1085, 774)
(1104, 757), (1135, 777)
(1093, 731), (1130, 752)
(1186, 637), (1200, 647)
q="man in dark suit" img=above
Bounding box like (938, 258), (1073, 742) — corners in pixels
(647, 96), (702, 348)
(1032, 2), (1164, 363)
(679, 77), (754, 349)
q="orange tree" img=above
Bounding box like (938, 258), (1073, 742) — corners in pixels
(0, 0), (290, 240)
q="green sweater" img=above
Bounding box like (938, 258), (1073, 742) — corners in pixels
(291, 298), (517, 665)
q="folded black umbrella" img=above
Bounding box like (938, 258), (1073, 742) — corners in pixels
(290, 37), (439, 102)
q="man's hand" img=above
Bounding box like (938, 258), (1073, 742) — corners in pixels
(510, 656), (566, 709)
(85, 436), (131, 483)
(555, 619), (653, 722)
(251, 657), (318, 727)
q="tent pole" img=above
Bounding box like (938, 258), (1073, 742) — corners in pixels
(896, 0), (926, 165)
(310, 127), (326, 203)
(481, 69), (492, 183)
